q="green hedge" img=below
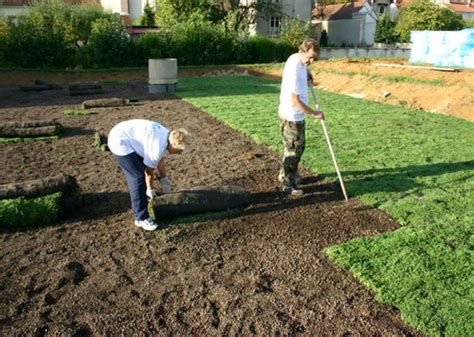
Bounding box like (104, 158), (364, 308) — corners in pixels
(2, 8), (294, 68)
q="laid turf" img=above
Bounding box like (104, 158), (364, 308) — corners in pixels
(0, 192), (62, 228)
(176, 75), (474, 336)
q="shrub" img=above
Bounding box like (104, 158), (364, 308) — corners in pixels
(246, 36), (293, 63)
(465, 17), (474, 28)
(6, 1), (77, 68)
(4, 1), (112, 68)
(0, 18), (9, 66)
(85, 16), (131, 68)
(319, 29), (328, 47)
(169, 13), (242, 65)
(140, 1), (156, 26)
(132, 32), (171, 66)
(375, 15), (399, 43)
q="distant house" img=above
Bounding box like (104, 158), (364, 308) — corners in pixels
(312, 1), (378, 46)
(434, 0), (474, 19)
(240, 0), (313, 37)
(369, 0), (400, 18)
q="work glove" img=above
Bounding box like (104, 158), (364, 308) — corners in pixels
(160, 177), (172, 193)
(146, 188), (158, 200)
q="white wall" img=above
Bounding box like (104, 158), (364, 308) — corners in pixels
(280, 0), (312, 21)
(101, 0), (123, 14)
(0, 6), (28, 17)
(319, 47), (411, 59)
(129, 0), (153, 22)
(326, 17), (365, 46)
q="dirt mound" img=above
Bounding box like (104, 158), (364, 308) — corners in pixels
(252, 59), (474, 122)
(0, 85), (420, 335)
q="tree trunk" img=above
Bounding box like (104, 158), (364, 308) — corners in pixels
(82, 98), (129, 109)
(0, 174), (78, 200)
(152, 185), (250, 218)
(0, 125), (59, 137)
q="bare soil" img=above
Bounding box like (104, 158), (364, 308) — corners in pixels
(0, 82), (423, 335)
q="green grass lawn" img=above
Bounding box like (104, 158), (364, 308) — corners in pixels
(176, 75), (474, 337)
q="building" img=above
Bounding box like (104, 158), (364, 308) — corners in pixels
(240, 0), (313, 37)
(434, 0), (474, 19)
(100, 0), (155, 23)
(312, 1), (378, 46)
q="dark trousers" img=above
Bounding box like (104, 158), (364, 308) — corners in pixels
(114, 152), (149, 221)
(280, 119), (306, 187)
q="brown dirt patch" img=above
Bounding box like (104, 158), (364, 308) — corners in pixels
(2, 59), (473, 122)
(0, 83), (422, 335)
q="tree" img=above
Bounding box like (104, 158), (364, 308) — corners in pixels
(319, 29), (328, 47)
(156, 0), (222, 26)
(395, 0), (465, 42)
(140, 1), (156, 26)
(374, 15), (398, 44)
(221, 0), (282, 34)
(280, 16), (315, 50)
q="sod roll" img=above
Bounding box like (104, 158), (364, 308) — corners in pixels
(0, 174), (78, 200)
(152, 184), (250, 218)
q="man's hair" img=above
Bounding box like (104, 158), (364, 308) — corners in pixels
(299, 39), (319, 53)
(169, 128), (193, 152)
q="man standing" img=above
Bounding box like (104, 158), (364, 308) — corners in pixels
(108, 119), (192, 231)
(278, 39), (324, 196)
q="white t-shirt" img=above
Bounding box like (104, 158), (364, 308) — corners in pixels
(108, 119), (169, 168)
(279, 53), (308, 122)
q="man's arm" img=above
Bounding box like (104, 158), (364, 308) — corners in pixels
(291, 93), (324, 119)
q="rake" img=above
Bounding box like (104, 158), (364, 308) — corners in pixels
(309, 86), (349, 202)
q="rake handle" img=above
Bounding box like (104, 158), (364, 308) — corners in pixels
(310, 87), (349, 202)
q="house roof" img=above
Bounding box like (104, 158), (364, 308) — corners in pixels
(312, 2), (366, 21)
(1, 0), (98, 5)
(444, 2), (474, 13)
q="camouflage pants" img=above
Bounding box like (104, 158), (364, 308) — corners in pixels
(280, 118), (305, 187)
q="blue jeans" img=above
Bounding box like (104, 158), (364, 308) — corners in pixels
(114, 152), (149, 221)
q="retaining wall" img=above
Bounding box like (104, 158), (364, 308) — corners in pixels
(320, 47), (411, 59)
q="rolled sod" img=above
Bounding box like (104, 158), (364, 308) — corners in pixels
(152, 185), (250, 218)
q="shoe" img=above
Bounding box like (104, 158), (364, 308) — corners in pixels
(278, 170), (301, 184)
(134, 218), (158, 231)
(281, 185), (303, 196)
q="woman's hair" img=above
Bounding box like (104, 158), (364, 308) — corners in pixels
(299, 39), (319, 53)
(169, 128), (193, 152)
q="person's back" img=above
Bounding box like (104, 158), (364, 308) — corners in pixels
(279, 53), (309, 122)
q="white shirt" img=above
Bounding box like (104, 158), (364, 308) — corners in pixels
(279, 53), (309, 122)
(108, 119), (169, 168)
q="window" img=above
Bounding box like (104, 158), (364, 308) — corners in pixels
(269, 16), (281, 36)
